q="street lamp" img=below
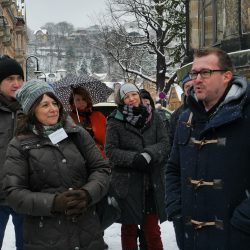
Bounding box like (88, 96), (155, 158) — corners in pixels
(25, 55), (39, 81)
(34, 70), (46, 82)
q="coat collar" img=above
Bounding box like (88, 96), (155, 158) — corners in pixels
(187, 76), (250, 133)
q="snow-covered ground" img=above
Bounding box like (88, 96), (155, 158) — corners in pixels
(2, 219), (178, 249)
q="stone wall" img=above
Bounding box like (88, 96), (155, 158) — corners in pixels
(189, 0), (199, 49)
(184, 0), (250, 80)
(0, 0), (27, 72)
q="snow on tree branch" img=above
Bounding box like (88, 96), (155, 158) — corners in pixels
(97, 0), (186, 91)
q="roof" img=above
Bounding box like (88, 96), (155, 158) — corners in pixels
(172, 84), (183, 100)
(34, 29), (48, 35)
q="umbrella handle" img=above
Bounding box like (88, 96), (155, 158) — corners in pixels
(72, 91), (81, 123)
(76, 108), (80, 123)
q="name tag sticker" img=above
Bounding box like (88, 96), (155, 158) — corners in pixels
(48, 128), (68, 144)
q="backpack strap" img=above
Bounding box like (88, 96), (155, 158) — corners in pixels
(69, 132), (87, 159)
(18, 132), (84, 160)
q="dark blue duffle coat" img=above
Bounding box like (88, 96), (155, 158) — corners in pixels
(166, 76), (250, 250)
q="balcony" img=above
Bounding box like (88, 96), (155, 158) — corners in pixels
(15, 48), (24, 58)
(0, 26), (5, 37)
(2, 34), (11, 46)
(1, 25), (11, 46)
(15, 16), (25, 32)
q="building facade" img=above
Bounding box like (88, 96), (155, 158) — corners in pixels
(178, 0), (250, 81)
(0, 0), (27, 72)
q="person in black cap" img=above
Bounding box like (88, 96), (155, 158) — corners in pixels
(169, 73), (193, 147)
(0, 55), (24, 250)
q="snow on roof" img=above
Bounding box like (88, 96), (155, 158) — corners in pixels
(104, 81), (124, 89)
(56, 69), (66, 72)
(93, 73), (107, 81)
(104, 82), (115, 89)
(172, 83), (183, 100)
(34, 29), (48, 35)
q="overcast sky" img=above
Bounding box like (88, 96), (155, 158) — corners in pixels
(25, 0), (107, 31)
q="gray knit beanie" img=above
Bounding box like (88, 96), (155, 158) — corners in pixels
(119, 83), (139, 99)
(16, 79), (55, 114)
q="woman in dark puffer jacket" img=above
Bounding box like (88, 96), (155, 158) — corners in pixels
(105, 83), (169, 250)
(3, 80), (110, 250)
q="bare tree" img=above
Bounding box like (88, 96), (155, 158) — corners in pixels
(55, 22), (74, 37)
(98, 0), (186, 91)
(42, 22), (75, 71)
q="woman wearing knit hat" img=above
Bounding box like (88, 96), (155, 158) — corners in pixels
(105, 83), (169, 250)
(3, 79), (110, 250)
(0, 55), (24, 250)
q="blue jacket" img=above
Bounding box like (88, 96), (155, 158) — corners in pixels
(166, 75), (250, 250)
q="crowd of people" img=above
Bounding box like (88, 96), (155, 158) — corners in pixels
(0, 46), (250, 250)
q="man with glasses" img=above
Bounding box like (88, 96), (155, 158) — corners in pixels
(0, 55), (24, 250)
(165, 47), (250, 249)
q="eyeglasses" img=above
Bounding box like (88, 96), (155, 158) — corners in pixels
(189, 69), (227, 80)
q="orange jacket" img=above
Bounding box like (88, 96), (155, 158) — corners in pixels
(70, 111), (107, 158)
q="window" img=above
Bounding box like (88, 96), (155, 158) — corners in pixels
(241, 0), (250, 33)
(199, 0), (224, 46)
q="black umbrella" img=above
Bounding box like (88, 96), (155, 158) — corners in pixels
(50, 74), (113, 112)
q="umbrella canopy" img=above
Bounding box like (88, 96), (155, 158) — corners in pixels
(50, 74), (113, 112)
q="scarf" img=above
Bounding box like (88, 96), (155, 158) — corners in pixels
(0, 93), (21, 112)
(145, 103), (153, 123)
(31, 122), (63, 138)
(118, 104), (150, 128)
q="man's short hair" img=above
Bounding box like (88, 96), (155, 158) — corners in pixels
(193, 47), (234, 72)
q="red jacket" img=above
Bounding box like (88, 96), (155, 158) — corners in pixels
(69, 111), (107, 158)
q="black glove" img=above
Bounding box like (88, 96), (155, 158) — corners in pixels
(52, 190), (79, 213)
(132, 154), (150, 172)
(65, 189), (91, 216)
(168, 210), (182, 221)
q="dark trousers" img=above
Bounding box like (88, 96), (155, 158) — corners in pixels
(121, 214), (163, 250)
(137, 226), (147, 250)
(0, 205), (23, 250)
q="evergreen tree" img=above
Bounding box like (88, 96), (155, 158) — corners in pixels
(78, 58), (89, 75)
(64, 46), (76, 74)
(90, 51), (105, 74)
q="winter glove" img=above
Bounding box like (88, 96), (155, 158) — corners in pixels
(168, 210), (182, 221)
(65, 189), (91, 217)
(132, 153), (151, 172)
(52, 190), (80, 213)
